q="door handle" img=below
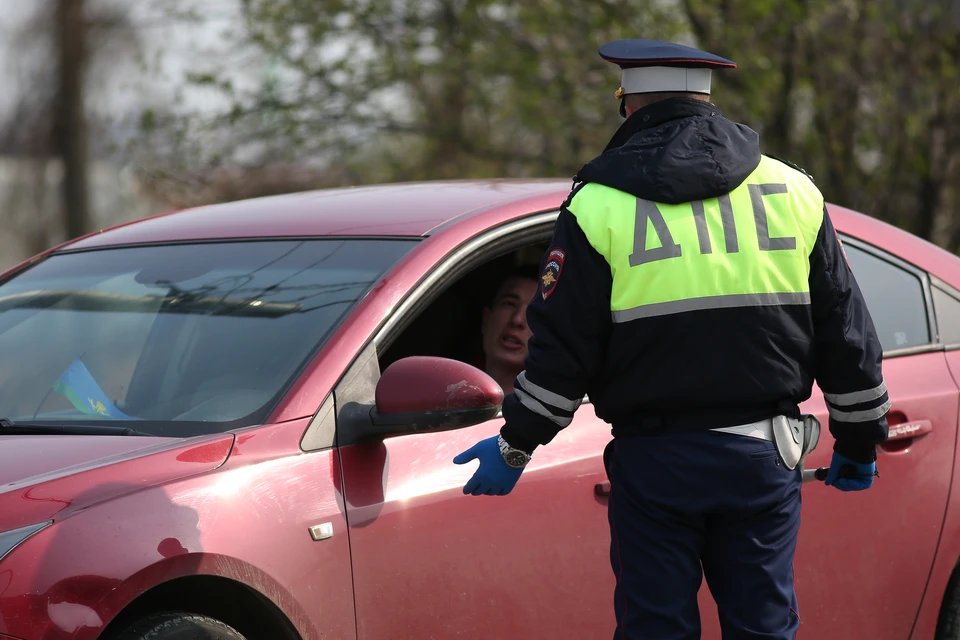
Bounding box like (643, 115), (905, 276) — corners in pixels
(879, 417), (932, 454)
(595, 481), (611, 497)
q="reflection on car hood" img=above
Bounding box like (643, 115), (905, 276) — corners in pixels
(0, 433), (234, 533)
(0, 435), (169, 487)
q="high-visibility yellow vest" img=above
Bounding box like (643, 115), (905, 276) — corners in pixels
(567, 156), (825, 322)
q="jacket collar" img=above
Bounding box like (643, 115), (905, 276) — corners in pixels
(602, 97), (724, 152)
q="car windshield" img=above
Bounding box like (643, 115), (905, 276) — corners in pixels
(0, 238), (416, 436)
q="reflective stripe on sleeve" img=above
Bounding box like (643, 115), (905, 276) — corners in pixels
(827, 399), (892, 423)
(823, 381), (887, 407)
(516, 372), (583, 412)
(514, 388), (574, 428)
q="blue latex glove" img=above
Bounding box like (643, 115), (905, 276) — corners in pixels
(453, 435), (524, 496)
(824, 452), (877, 491)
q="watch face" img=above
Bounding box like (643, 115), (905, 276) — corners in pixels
(505, 450), (529, 467)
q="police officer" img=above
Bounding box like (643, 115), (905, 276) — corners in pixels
(453, 38), (890, 639)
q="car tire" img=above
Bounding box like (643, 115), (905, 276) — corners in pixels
(938, 571), (960, 639)
(113, 613), (247, 640)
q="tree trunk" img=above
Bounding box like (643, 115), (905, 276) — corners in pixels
(55, 0), (90, 240)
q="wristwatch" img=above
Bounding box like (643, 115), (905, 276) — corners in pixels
(498, 435), (532, 468)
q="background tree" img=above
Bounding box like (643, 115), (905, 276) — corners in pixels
(1, 0), (144, 250)
(138, 0), (960, 249)
(134, 0), (683, 192)
(683, 0), (960, 247)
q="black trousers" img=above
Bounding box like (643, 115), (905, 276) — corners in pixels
(604, 430), (802, 639)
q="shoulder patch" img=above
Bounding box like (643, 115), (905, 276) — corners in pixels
(834, 229), (851, 269)
(767, 154), (815, 184)
(540, 248), (565, 300)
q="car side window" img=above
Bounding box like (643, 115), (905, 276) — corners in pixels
(932, 286), (960, 346)
(842, 242), (931, 352)
(378, 241), (549, 373)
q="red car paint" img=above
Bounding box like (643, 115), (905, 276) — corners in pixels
(0, 179), (957, 639)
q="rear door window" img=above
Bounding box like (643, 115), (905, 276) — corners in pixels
(842, 242), (931, 352)
(932, 285), (960, 346)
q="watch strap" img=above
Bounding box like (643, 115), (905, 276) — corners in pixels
(498, 434), (531, 468)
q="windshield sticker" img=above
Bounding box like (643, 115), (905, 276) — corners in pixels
(52, 358), (139, 420)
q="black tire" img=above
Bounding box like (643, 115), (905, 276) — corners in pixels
(937, 571), (960, 639)
(113, 613), (247, 640)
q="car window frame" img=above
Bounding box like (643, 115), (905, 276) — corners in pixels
(839, 233), (942, 359)
(372, 213), (560, 354)
(930, 275), (960, 352)
(327, 211), (561, 448)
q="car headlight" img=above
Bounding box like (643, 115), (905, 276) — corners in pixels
(0, 521), (51, 563)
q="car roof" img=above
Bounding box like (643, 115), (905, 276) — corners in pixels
(828, 203), (960, 290)
(65, 179), (574, 250)
(57, 178), (960, 290)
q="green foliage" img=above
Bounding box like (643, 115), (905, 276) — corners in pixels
(155, 0), (960, 248)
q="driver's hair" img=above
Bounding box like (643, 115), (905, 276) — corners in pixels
(487, 264), (540, 307)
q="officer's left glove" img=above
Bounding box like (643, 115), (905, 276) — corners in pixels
(824, 451), (878, 491)
(453, 435), (524, 496)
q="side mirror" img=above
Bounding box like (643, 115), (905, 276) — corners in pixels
(343, 356), (504, 441)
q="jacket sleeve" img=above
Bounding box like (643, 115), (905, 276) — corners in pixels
(809, 205), (890, 463)
(499, 200), (613, 453)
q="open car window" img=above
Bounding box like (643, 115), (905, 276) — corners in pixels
(379, 240), (548, 374)
(0, 239), (415, 436)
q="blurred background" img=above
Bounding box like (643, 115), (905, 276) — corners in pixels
(0, 0), (957, 271)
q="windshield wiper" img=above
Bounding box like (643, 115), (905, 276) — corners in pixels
(0, 419), (151, 436)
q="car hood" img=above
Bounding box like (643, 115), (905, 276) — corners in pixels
(0, 433), (234, 532)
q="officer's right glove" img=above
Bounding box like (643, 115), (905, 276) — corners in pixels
(453, 435), (525, 496)
(824, 452), (877, 491)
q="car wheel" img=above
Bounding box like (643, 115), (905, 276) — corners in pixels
(113, 613), (247, 640)
(938, 572), (960, 639)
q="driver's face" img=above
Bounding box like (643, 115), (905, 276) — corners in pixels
(481, 276), (538, 375)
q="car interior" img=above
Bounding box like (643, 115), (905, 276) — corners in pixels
(378, 240), (550, 375)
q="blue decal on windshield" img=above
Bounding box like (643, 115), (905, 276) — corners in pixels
(52, 358), (138, 420)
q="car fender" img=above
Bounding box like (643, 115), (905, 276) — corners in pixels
(0, 477), (317, 640)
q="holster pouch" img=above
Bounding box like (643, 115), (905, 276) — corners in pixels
(772, 415), (802, 470)
(799, 414), (821, 469)
(772, 414), (821, 470)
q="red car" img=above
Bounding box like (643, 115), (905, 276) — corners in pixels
(0, 179), (958, 640)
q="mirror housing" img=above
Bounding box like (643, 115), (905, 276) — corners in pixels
(343, 356), (503, 441)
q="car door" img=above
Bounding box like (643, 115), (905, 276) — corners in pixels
(339, 389), (614, 639)
(784, 237), (957, 639)
(336, 218), (617, 639)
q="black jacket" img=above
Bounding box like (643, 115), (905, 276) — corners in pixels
(500, 98), (889, 463)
